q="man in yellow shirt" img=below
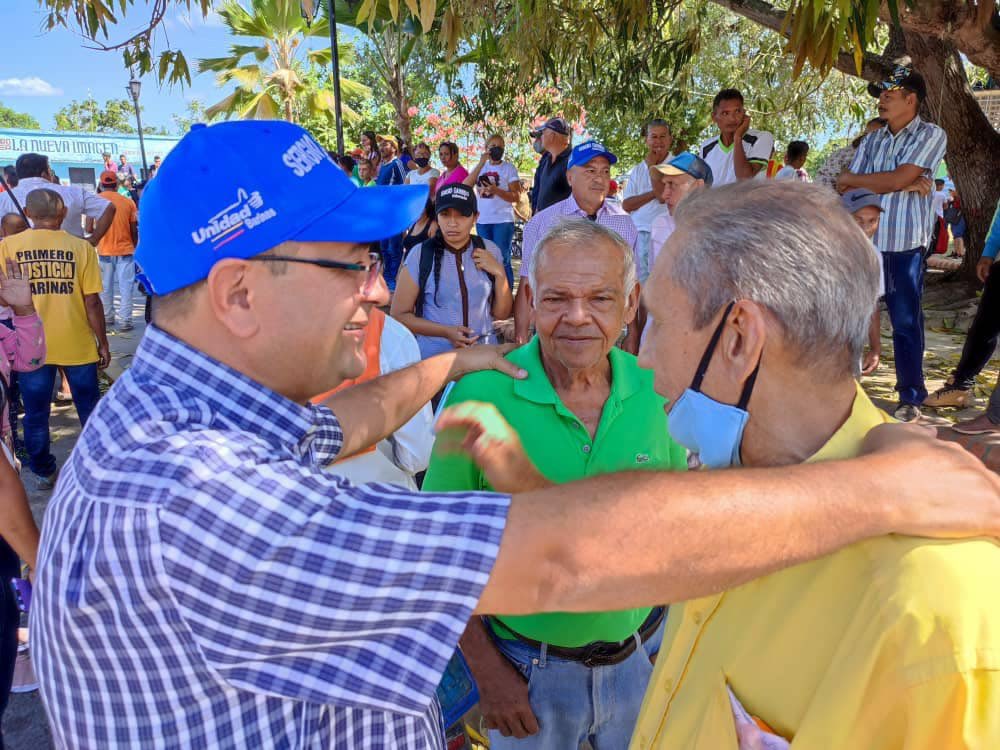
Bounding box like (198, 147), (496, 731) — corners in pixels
(0, 188), (108, 489)
(630, 179), (999, 748)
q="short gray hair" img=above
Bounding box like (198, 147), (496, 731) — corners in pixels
(669, 180), (879, 376)
(529, 218), (638, 300)
(24, 188), (64, 219)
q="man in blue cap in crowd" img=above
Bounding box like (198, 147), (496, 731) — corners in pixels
(28, 121), (1000, 750)
(514, 140), (639, 348)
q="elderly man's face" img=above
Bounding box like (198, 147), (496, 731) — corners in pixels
(660, 173), (700, 214)
(646, 125), (672, 159)
(568, 158), (611, 207)
(852, 206), (881, 240)
(640, 231), (744, 411)
(531, 239), (638, 372)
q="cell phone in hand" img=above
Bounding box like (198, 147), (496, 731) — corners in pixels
(11, 578), (31, 614)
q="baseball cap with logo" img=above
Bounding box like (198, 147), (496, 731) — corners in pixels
(435, 183), (478, 216)
(867, 63), (927, 101)
(567, 141), (618, 170)
(135, 121), (427, 295)
(529, 117), (571, 138)
(841, 188), (883, 214)
(99, 170), (119, 187)
(652, 152), (714, 187)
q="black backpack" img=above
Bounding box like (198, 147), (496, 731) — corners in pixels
(414, 233), (492, 319)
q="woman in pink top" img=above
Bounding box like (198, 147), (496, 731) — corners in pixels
(0, 259), (45, 455)
(436, 141), (469, 192)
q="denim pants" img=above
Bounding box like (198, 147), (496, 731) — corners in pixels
(380, 234), (404, 292)
(19, 363), (99, 478)
(477, 222), (515, 288)
(487, 620), (663, 750)
(634, 230), (652, 283)
(883, 247), (928, 405)
(99, 254), (135, 324)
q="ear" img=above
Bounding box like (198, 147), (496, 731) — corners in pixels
(204, 259), (262, 340)
(717, 300), (767, 384)
(623, 281), (641, 325)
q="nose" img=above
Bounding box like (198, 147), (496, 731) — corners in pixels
(364, 270), (391, 307)
(564, 298), (589, 325)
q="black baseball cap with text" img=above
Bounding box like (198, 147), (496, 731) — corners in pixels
(436, 183), (478, 216)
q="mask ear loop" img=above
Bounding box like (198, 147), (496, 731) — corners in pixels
(690, 300), (736, 393)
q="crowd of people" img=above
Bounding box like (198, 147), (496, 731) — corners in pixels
(0, 58), (993, 750)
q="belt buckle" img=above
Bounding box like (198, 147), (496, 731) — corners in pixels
(580, 642), (617, 668)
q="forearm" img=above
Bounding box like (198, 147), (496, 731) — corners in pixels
(84, 299), (109, 347)
(478, 456), (897, 615)
(491, 276), (513, 319)
(394, 311), (453, 340)
(323, 351), (461, 457)
(868, 308), (881, 350)
(622, 191), (658, 213)
(733, 142), (756, 180)
(0, 467), (40, 569)
(464, 161), (487, 187)
(513, 283), (531, 343)
(840, 170), (912, 195)
(89, 208), (114, 246)
(459, 616), (508, 681)
(492, 188), (518, 204)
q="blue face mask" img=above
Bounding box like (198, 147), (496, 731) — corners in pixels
(667, 301), (761, 469)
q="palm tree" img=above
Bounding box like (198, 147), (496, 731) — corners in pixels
(199, 0), (368, 126)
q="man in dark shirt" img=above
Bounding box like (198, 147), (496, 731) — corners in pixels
(529, 118), (572, 213)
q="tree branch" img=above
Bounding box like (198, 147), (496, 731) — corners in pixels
(708, 0), (891, 81)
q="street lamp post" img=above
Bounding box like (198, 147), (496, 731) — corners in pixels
(301, 0), (349, 154)
(127, 78), (150, 181)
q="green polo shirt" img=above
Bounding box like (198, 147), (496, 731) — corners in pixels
(423, 336), (687, 647)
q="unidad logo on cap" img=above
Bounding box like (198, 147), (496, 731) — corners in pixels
(192, 188), (278, 250)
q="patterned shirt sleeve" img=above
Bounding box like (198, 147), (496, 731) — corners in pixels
(157, 453), (509, 716)
(903, 125), (947, 171)
(520, 214), (543, 278)
(849, 135), (872, 174)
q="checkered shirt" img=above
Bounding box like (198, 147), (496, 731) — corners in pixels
(519, 195), (639, 278)
(30, 325), (510, 749)
(848, 116), (947, 253)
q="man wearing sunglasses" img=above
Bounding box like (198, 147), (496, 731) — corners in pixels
(29, 121), (1000, 750)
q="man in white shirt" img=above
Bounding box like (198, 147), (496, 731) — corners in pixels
(622, 119), (673, 281)
(699, 89), (774, 186)
(0, 153), (114, 245)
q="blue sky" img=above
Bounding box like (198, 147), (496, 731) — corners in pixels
(2, 3), (332, 134)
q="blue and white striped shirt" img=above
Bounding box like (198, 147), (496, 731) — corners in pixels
(849, 116), (947, 254)
(31, 325), (510, 749)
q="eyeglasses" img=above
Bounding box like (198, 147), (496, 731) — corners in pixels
(249, 251), (383, 295)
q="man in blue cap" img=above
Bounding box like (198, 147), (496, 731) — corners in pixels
(514, 140), (639, 348)
(28, 121), (1000, 750)
(648, 152), (714, 270)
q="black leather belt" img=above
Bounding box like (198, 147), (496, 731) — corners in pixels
(489, 606), (665, 668)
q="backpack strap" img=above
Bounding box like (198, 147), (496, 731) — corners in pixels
(414, 237), (439, 319)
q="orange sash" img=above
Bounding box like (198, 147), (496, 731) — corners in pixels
(311, 309), (386, 458)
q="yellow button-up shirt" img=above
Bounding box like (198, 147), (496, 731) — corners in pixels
(631, 386), (1000, 749)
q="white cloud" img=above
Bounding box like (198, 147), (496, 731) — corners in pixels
(0, 77), (63, 97)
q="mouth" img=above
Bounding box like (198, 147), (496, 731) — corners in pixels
(342, 321), (367, 339)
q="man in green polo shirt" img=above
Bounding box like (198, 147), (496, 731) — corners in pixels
(423, 218), (687, 748)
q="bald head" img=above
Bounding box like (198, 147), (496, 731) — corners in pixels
(25, 189), (65, 222)
(0, 213), (28, 238)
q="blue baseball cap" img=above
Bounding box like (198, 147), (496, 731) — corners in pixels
(841, 188), (883, 214)
(652, 152), (714, 187)
(567, 141), (618, 170)
(135, 120), (428, 295)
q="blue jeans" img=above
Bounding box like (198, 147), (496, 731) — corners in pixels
(477, 222), (515, 288)
(19, 363), (99, 478)
(99, 254), (135, 324)
(380, 234), (404, 292)
(883, 247), (928, 405)
(487, 619), (663, 749)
